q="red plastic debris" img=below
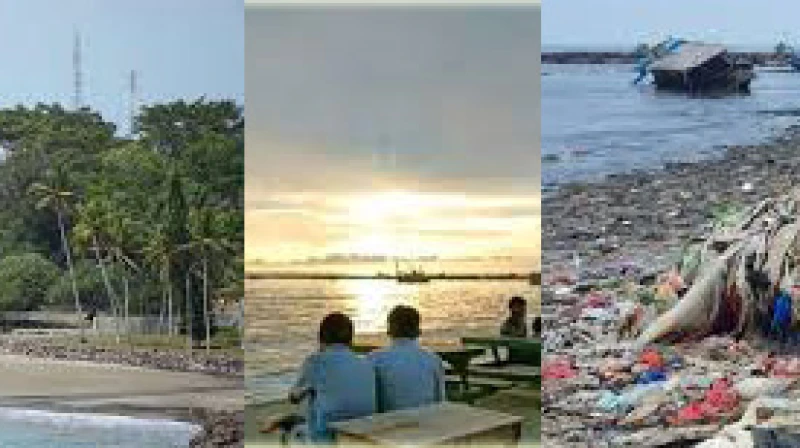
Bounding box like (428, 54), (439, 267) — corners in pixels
(675, 402), (704, 422)
(543, 357), (578, 380)
(671, 378), (740, 425)
(702, 378), (739, 416)
(584, 293), (610, 308)
(639, 348), (664, 369)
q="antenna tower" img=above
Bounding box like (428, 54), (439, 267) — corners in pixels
(73, 30), (83, 109)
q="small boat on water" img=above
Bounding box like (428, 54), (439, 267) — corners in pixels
(394, 259), (430, 283)
(650, 43), (754, 93)
(790, 53), (800, 71)
(635, 38), (754, 94)
(397, 269), (431, 283)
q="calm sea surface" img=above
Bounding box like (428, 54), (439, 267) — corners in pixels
(542, 64), (800, 188)
(245, 258), (539, 404)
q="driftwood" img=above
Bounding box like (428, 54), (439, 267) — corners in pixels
(638, 241), (743, 345)
(638, 189), (800, 345)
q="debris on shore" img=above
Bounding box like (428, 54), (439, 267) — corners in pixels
(0, 338), (243, 376)
(190, 410), (245, 448)
(542, 129), (800, 447)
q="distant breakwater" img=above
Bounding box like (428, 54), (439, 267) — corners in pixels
(246, 272), (542, 284)
(542, 51), (788, 66)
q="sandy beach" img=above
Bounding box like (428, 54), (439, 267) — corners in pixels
(0, 354), (242, 414)
(0, 352), (244, 446)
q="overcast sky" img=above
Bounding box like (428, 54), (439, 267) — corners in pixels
(0, 0), (244, 134)
(544, 1), (800, 50)
(245, 6), (540, 261)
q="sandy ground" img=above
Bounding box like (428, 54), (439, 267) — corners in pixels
(0, 354), (243, 419)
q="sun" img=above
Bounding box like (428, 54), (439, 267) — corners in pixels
(340, 190), (430, 257)
(347, 190), (426, 225)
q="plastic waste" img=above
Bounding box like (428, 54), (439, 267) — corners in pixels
(640, 348), (665, 369)
(636, 370), (667, 385)
(543, 356), (578, 380)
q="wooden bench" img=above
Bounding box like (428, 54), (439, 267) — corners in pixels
(468, 365), (541, 384)
(330, 402), (523, 446)
(445, 374), (515, 403)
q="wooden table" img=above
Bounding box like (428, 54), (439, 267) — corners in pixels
(461, 337), (541, 366)
(330, 402), (523, 446)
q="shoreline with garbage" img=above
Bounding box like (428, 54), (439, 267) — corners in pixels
(541, 124), (800, 446)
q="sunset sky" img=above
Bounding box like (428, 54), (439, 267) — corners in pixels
(245, 6), (540, 263)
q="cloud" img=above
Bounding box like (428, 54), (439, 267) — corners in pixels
(245, 7), (540, 260)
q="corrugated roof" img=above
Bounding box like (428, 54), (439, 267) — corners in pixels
(649, 43), (727, 71)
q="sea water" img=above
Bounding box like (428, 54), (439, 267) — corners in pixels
(0, 408), (201, 448)
(542, 64), (800, 188)
(245, 258), (539, 404)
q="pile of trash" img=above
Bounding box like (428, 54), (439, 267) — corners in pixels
(639, 189), (800, 346)
(542, 189), (800, 447)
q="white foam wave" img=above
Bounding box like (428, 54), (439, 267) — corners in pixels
(0, 407), (201, 434)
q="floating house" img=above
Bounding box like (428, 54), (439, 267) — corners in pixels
(648, 42), (754, 93)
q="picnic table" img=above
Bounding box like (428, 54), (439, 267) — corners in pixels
(461, 336), (541, 366)
(353, 343), (486, 390)
(330, 402), (523, 446)
(467, 365), (540, 384)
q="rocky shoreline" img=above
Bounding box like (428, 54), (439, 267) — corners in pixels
(189, 409), (244, 448)
(541, 125), (800, 446)
(0, 337), (243, 376)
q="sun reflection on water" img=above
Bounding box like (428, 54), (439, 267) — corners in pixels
(338, 280), (421, 335)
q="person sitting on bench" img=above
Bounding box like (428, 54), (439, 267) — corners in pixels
(500, 296), (528, 338)
(370, 305), (445, 412)
(531, 315), (542, 337)
(286, 312), (376, 442)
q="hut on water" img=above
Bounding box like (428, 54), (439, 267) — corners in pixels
(648, 42), (754, 93)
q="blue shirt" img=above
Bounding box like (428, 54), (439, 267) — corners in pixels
(369, 338), (446, 412)
(293, 344), (376, 442)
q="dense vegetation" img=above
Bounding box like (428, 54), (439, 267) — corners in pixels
(0, 99), (243, 342)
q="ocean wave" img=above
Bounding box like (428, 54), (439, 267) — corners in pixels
(0, 407), (201, 434)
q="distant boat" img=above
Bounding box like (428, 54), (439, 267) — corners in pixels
(397, 269), (431, 283)
(634, 38), (753, 93)
(790, 53), (800, 71)
(394, 259), (430, 283)
(648, 42), (754, 93)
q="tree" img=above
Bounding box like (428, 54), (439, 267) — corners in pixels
(29, 168), (83, 323)
(166, 168), (199, 341)
(0, 101), (242, 347)
(46, 260), (125, 312)
(184, 206), (237, 351)
(0, 253), (60, 311)
(142, 224), (178, 334)
(73, 196), (123, 343)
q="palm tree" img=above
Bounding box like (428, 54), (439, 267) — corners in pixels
(73, 198), (123, 344)
(29, 169), (83, 337)
(184, 207), (236, 353)
(143, 224), (179, 335)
